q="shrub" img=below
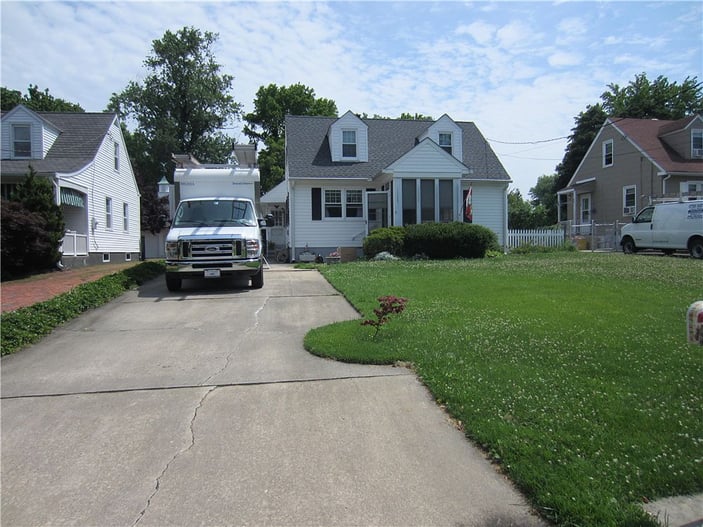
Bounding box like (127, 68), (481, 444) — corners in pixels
(404, 222), (499, 259)
(1, 167), (65, 279)
(363, 226), (406, 258)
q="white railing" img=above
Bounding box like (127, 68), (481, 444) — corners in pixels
(507, 228), (565, 249)
(61, 231), (88, 256)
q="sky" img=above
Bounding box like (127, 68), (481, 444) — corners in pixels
(1, 1), (701, 196)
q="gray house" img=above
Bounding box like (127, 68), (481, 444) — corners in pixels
(558, 114), (703, 226)
(1, 105), (141, 267)
(279, 111), (511, 261)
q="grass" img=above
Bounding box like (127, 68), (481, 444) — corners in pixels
(304, 253), (703, 526)
(1, 261), (165, 356)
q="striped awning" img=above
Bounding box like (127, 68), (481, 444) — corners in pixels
(60, 188), (85, 208)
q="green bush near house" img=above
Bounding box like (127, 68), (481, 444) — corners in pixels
(363, 226), (406, 258)
(404, 221), (500, 259)
(1, 261), (165, 356)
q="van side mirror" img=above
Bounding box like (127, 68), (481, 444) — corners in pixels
(259, 214), (275, 228)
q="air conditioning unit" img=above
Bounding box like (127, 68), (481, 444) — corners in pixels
(693, 148), (703, 158)
(623, 206), (635, 215)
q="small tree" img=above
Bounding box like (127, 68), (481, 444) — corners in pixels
(1, 167), (65, 279)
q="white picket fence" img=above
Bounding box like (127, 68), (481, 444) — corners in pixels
(507, 228), (565, 249)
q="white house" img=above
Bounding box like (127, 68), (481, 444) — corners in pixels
(1, 105), (141, 268)
(279, 111), (511, 261)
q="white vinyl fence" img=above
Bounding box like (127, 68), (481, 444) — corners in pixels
(507, 228), (566, 249)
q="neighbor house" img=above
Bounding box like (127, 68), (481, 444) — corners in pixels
(558, 114), (703, 226)
(1, 104), (141, 268)
(279, 111), (511, 261)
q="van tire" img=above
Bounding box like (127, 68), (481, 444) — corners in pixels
(166, 274), (182, 292)
(689, 237), (703, 259)
(251, 267), (264, 289)
(621, 237), (637, 255)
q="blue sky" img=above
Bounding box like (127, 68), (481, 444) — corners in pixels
(2, 1), (701, 195)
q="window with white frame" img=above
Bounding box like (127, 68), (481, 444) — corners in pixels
(439, 180), (453, 222)
(623, 186), (636, 215)
(692, 129), (703, 158)
(580, 195), (591, 223)
(114, 142), (120, 170)
(105, 197), (113, 229)
(603, 140), (613, 167)
(342, 130), (357, 158)
(438, 133), (452, 154)
(123, 202), (129, 231)
(346, 189), (363, 217)
(13, 124), (31, 158)
(401, 178), (455, 225)
(324, 189), (342, 217)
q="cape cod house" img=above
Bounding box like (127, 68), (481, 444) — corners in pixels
(274, 111), (510, 261)
(558, 114), (703, 226)
(1, 105), (141, 268)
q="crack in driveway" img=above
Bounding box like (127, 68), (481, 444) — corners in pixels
(132, 385), (216, 527)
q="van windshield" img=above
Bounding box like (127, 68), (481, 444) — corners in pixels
(174, 199), (257, 227)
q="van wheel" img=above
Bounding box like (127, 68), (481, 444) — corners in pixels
(621, 237), (637, 255)
(689, 237), (703, 259)
(251, 267), (264, 289)
(165, 275), (182, 292)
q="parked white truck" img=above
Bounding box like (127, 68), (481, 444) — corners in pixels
(620, 200), (703, 258)
(164, 162), (271, 291)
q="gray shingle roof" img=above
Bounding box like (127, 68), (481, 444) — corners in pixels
(1, 111), (117, 176)
(285, 115), (510, 181)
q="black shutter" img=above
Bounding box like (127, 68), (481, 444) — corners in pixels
(312, 187), (322, 220)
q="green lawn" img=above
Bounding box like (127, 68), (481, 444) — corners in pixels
(304, 253), (703, 526)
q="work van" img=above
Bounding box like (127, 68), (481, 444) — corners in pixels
(620, 200), (703, 258)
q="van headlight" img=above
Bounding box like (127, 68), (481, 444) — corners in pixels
(166, 241), (179, 259)
(246, 239), (260, 258)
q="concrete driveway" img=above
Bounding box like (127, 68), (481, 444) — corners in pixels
(1, 267), (544, 526)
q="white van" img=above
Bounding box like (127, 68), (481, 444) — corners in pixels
(620, 200), (703, 258)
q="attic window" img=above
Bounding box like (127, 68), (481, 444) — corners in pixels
(342, 130), (357, 158)
(438, 133), (452, 154)
(692, 130), (703, 158)
(12, 124), (31, 158)
(602, 140), (613, 167)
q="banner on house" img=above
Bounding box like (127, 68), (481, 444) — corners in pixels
(463, 186), (473, 223)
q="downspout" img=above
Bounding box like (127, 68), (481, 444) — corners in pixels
(659, 171), (669, 199)
(503, 183), (509, 253)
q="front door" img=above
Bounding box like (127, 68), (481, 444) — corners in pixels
(365, 191), (390, 235)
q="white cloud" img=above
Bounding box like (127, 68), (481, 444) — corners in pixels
(548, 51), (582, 67)
(455, 21), (496, 45)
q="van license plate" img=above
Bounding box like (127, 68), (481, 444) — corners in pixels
(204, 269), (221, 278)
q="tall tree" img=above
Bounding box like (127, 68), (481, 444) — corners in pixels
(108, 26), (242, 229)
(244, 83), (337, 192)
(1, 85), (84, 112)
(529, 174), (558, 225)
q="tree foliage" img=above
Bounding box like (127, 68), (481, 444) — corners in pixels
(1, 85), (84, 112)
(108, 26), (242, 228)
(244, 83), (337, 192)
(1, 167), (65, 279)
(508, 188), (553, 229)
(555, 73), (703, 191)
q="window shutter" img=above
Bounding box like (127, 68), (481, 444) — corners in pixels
(312, 188), (322, 220)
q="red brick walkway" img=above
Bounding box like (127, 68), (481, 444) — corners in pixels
(1, 262), (141, 313)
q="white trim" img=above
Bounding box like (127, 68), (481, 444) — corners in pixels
(602, 139), (613, 167)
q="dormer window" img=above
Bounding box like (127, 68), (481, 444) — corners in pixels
(438, 133), (452, 154)
(12, 124), (31, 158)
(342, 130), (357, 158)
(693, 129), (703, 158)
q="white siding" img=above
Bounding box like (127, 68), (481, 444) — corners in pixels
(0, 106), (49, 160)
(387, 139), (467, 175)
(329, 111), (369, 162)
(57, 119), (141, 255)
(469, 182), (508, 246)
(291, 181), (368, 250)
